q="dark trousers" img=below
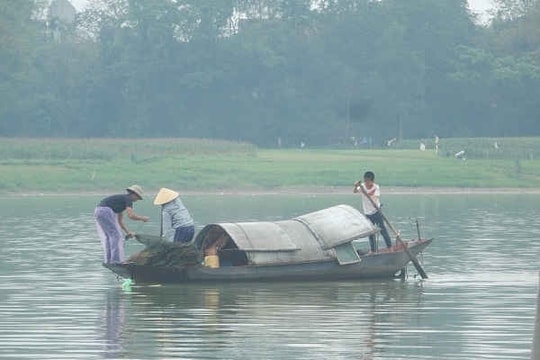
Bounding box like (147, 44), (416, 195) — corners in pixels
(367, 212), (392, 251)
(174, 225), (195, 243)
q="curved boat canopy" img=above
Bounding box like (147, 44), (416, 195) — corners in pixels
(194, 204), (378, 265)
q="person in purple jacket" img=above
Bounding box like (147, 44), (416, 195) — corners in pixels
(94, 185), (150, 264)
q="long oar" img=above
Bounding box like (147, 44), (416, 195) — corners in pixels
(159, 207), (164, 239)
(359, 185), (428, 279)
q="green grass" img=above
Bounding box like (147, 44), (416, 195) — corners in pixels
(0, 137), (539, 193)
(398, 136), (540, 160)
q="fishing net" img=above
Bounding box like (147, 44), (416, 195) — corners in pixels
(127, 234), (202, 268)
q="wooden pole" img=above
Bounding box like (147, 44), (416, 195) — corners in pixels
(159, 207), (164, 239)
(359, 185), (428, 279)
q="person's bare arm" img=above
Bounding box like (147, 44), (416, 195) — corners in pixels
(126, 207), (150, 222)
(355, 183), (380, 205)
(117, 212), (132, 237)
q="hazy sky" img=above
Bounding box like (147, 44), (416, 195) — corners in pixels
(69, 0), (496, 12)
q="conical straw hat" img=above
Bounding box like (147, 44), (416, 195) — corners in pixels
(126, 184), (144, 200)
(153, 187), (179, 205)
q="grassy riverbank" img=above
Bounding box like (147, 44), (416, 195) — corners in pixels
(1, 137), (540, 193)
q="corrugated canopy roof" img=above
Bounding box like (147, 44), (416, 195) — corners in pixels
(216, 222), (299, 251)
(195, 205), (378, 255)
(295, 204), (377, 250)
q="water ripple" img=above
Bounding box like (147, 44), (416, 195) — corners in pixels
(0, 196), (538, 359)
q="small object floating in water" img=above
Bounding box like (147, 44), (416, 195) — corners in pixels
(121, 278), (134, 291)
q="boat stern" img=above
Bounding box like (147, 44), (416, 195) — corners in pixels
(405, 238), (433, 256)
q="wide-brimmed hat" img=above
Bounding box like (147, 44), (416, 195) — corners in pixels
(153, 187), (179, 205)
(126, 184), (144, 200)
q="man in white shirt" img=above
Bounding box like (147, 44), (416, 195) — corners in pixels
(354, 171), (392, 253)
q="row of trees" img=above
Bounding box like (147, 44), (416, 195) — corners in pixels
(0, 0), (539, 147)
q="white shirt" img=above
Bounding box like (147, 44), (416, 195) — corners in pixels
(360, 183), (381, 215)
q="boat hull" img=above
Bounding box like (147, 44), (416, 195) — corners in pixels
(103, 239), (432, 284)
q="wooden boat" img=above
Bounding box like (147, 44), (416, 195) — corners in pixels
(103, 204), (432, 284)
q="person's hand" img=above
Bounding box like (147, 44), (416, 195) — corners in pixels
(126, 232), (135, 239)
(140, 216), (150, 222)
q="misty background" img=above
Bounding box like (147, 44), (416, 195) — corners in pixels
(1, 0), (539, 147)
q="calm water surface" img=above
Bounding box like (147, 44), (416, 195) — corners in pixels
(0, 193), (538, 359)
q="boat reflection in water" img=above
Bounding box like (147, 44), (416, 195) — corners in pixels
(99, 288), (126, 359)
(99, 280), (426, 359)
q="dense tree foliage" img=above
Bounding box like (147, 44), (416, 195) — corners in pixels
(0, 0), (539, 146)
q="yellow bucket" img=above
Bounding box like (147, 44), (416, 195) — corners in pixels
(204, 255), (220, 269)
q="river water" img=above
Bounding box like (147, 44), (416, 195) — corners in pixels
(0, 192), (538, 359)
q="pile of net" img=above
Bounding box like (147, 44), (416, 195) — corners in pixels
(127, 234), (202, 268)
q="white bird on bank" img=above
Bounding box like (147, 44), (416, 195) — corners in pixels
(454, 150), (466, 160)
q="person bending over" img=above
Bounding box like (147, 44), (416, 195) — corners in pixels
(94, 185), (150, 264)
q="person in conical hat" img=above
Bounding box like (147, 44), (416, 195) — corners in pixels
(94, 185), (150, 264)
(154, 187), (195, 243)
